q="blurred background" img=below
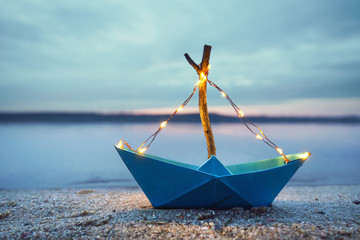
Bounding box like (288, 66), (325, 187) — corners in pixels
(0, 0), (359, 189)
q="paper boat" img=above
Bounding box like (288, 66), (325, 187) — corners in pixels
(114, 45), (310, 209)
(115, 147), (308, 209)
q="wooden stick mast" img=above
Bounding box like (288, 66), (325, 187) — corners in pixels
(185, 45), (216, 158)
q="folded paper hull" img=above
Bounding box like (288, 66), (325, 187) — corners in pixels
(115, 147), (306, 209)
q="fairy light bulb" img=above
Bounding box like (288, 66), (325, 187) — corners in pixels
(195, 80), (201, 86)
(160, 121), (167, 128)
(276, 148), (283, 154)
(139, 147), (147, 154)
(256, 134), (263, 140)
(299, 152), (311, 160)
(199, 72), (205, 80)
(116, 140), (124, 149)
(238, 109), (244, 118)
(199, 72), (207, 81)
(177, 106), (183, 112)
(221, 91), (226, 97)
(207, 65), (211, 70)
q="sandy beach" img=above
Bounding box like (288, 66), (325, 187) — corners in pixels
(1, 185), (359, 239)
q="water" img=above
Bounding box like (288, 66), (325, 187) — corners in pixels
(0, 122), (359, 189)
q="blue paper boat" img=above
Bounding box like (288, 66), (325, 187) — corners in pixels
(115, 45), (310, 209)
(115, 146), (308, 209)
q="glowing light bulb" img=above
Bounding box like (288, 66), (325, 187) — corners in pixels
(160, 121), (167, 128)
(199, 72), (207, 81)
(199, 72), (205, 80)
(116, 140), (124, 149)
(298, 152), (310, 160)
(238, 110), (244, 118)
(256, 134), (263, 140)
(276, 148), (283, 154)
(207, 65), (211, 70)
(177, 106), (183, 112)
(139, 147), (147, 154)
(195, 80), (201, 86)
(221, 91), (226, 97)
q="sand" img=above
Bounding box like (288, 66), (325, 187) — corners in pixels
(1, 185), (360, 239)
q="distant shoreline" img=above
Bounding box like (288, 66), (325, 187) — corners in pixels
(0, 112), (359, 124)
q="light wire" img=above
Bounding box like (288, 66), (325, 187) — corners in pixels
(117, 72), (290, 163)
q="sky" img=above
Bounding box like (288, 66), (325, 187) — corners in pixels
(0, 0), (359, 116)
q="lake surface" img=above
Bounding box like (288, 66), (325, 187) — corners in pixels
(0, 122), (359, 189)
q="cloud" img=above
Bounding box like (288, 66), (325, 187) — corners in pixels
(0, 0), (359, 114)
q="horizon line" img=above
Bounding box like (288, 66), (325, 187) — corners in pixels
(0, 111), (359, 124)
(0, 110), (359, 118)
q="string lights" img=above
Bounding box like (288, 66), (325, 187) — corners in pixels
(118, 79), (201, 154)
(117, 66), (297, 163)
(206, 77), (290, 163)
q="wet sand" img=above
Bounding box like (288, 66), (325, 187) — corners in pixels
(1, 185), (359, 239)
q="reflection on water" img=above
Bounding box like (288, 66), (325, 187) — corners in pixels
(0, 123), (359, 189)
